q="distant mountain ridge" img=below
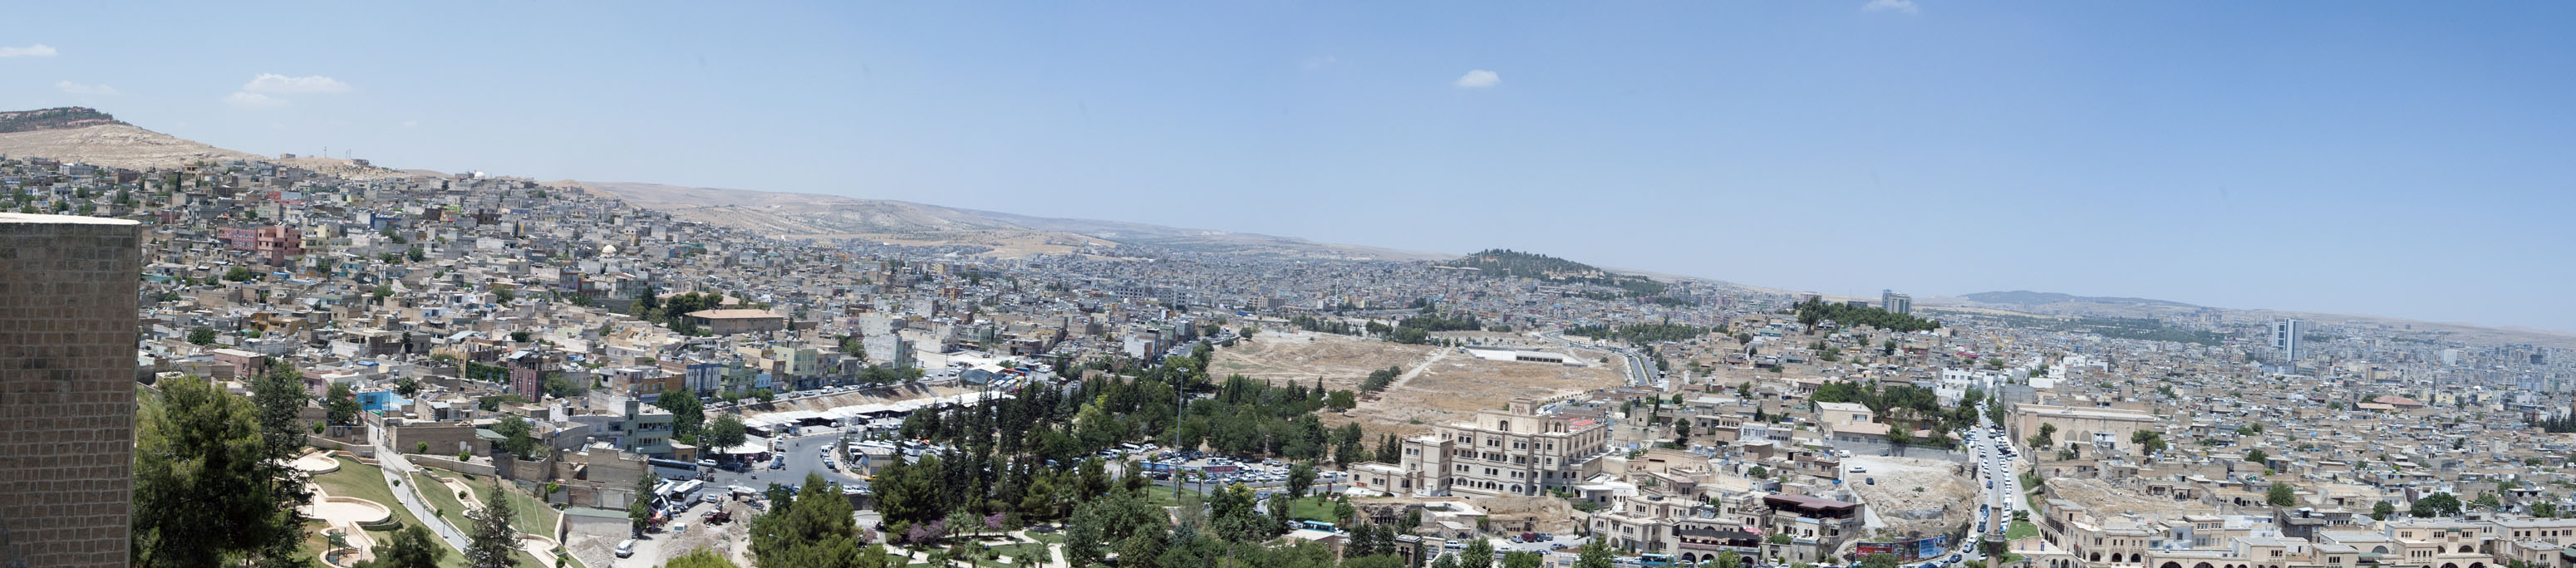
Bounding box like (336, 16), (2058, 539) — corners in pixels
(1959, 290), (2200, 308)
(574, 180), (1450, 261)
(0, 107), (125, 133)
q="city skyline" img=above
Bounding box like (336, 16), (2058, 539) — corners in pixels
(3, 2), (2571, 331)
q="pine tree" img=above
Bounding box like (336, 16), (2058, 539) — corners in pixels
(465, 478), (521, 567)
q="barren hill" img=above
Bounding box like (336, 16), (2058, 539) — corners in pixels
(576, 180), (1448, 260)
(0, 108), (258, 169)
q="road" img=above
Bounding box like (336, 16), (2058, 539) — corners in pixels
(701, 433), (870, 496)
(1536, 331), (1658, 387)
(1962, 399), (2030, 563)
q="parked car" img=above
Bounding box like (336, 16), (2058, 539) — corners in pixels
(616, 539), (637, 558)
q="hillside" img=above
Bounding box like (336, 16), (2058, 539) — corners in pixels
(1959, 290), (2199, 308)
(576, 181), (1447, 260)
(0, 108), (260, 169)
(1440, 248), (1667, 296)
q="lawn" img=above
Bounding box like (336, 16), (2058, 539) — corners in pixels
(2004, 521), (2038, 541)
(472, 478), (560, 536)
(414, 472), (475, 532)
(1279, 496), (1341, 521)
(312, 458), (473, 568)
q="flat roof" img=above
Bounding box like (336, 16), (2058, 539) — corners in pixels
(686, 309), (782, 320)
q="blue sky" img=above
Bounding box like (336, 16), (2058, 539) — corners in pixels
(5, 2), (2572, 331)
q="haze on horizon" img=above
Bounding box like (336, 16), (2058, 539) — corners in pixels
(2, 2), (2570, 331)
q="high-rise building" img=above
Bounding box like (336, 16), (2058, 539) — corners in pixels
(1392, 397), (1610, 497)
(1880, 289), (1912, 316)
(2271, 319), (2303, 360)
(0, 213), (142, 567)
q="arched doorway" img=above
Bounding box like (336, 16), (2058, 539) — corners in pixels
(2161, 561), (2185, 568)
(2194, 562), (2215, 568)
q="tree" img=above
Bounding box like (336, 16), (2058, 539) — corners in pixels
(494, 414), (538, 458)
(1327, 390), (1359, 411)
(2474, 493), (2503, 511)
(2244, 448), (2269, 464)
(189, 326), (219, 345)
(1861, 553), (1900, 568)
(1210, 483), (1274, 543)
(394, 376), (421, 397)
(656, 393), (706, 442)
(750, 474), (865, 568)
(1462, 537), (1495, 568)
(2411, 492), (2463, 518)
(2130, 430), (2168, 459)
(134, 375), (310, 568)
(1575, 541), (1616, 568)
(1434, 553), (1461, 568)
(327, 381), (361, 425)
(706, 414), (748, 453)
(663, 548), (742, 568)
(631, 473), (657, 533)
(406, 246), (426, 262)
(226, 266), (258, 282)
(464, 477), (522, 567)
(2371, 501), (2396, 521)
(1287, 462), (1317, 499)
(1715, 550), (1742, 568)
(2267, 482), (2297, 507)
(355, 525), (449, 568)
(1886, 427), (1913, 457)
(1505, 551), (1544, 568)
(2028, 424), (2056, 451)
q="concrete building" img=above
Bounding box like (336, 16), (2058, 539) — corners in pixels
(0, 213), (141, 568)
(2273, 320), (2304, 361)
(685, 309), (786, 335)
(2013, 404), (2162, 458)
(1394, 397), (1612, 497)
(1881, 290), (1912, 316)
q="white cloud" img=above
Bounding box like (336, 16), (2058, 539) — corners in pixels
(224, 91), (288, 108)
(0, 44), (57, 58)
(241, 73), (351, 94)
(401, 120), (419, 128)
(55, 81), (116, 95)
(1302, 56), (1338, 70)
(1863, 0), (1920, 14)
(1453, 69), (1501, 89)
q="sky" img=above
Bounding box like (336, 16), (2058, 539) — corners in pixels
(4, 2), (2573, 331)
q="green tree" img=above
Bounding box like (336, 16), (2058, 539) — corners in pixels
(465, 477), (521, 567)
(2474, 493), (2503, 511)
(2244, 448), (2269, 464)
(134, 375), (310, 568)
(494, 414), (538, 458)
(354, 525), (448, 568)
(2371, 501), (2396, 521)
(706, 414), (749, 453)
(2131, 430), (2168, 459)
(1462, 537), (1496, 568)
(226, 266), (258, 282)
(1715, 550), (1743, 568)
(327, 381), (361, 425)
(1434, 553), (1461, 568)
(749, 474), (864, 568)
(2267, 482), (2297, 507)
(1210, 483), (1273, 543)
(663, 547), (742, 568)
(1575, 541), (1616, 568)
(656, 393), (706, 441)
(631, 473), (657, 532)
(2411, 492), (2463, 517)
(1504, 551), (1544, 568)
(1861, 553), (1900, 568)
(1287, 462), (1317, 499)
(189, 326), (219, 345)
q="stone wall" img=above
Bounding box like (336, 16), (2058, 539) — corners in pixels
(392, 423), (484, 458)
(0, 213), (142, 568)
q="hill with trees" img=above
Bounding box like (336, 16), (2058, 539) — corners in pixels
(1438, 249), (1667, 296)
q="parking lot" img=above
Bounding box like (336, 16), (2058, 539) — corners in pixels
(1131, 450), (1352, 496)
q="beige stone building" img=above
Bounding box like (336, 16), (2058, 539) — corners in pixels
(1390, 397), (1613, 497)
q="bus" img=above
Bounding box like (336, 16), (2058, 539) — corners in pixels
(648, 458), (701, 480)
(1639, 554), (1676, 567)
(1299, 521), (1339, 532)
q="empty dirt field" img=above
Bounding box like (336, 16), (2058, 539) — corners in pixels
(1211, 331), (1438, 391)
(1340, 350), (1626, 434)
(1842, 455), (1979, 542)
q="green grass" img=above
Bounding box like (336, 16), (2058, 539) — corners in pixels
(414, 472), (475, 532)
(472, 479), (560, 536)
(312, 458), (474, 568)
(2004, 521), (2038, 541)
(1279, 496), (1340, 521)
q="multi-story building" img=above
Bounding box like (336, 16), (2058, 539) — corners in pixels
(1393, 397), (1612, 497)
(2274, 320), (2304, 361)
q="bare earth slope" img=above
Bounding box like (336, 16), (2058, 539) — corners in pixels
(578, 180), (1448, 260)
(0, 123), (259, 169)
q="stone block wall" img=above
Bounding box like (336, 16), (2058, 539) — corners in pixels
(0, 213), (142, 568)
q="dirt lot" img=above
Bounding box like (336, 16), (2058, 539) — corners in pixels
(1340, 350), (1625, 438)
(1211, 331), (1438, 391)
(2046, 477), (2215, 521)
(1841, 456), (1979, 541)
(1217, 332), (1625, 442)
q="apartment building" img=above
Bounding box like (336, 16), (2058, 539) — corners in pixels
(1394, 397), (1612, 497)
